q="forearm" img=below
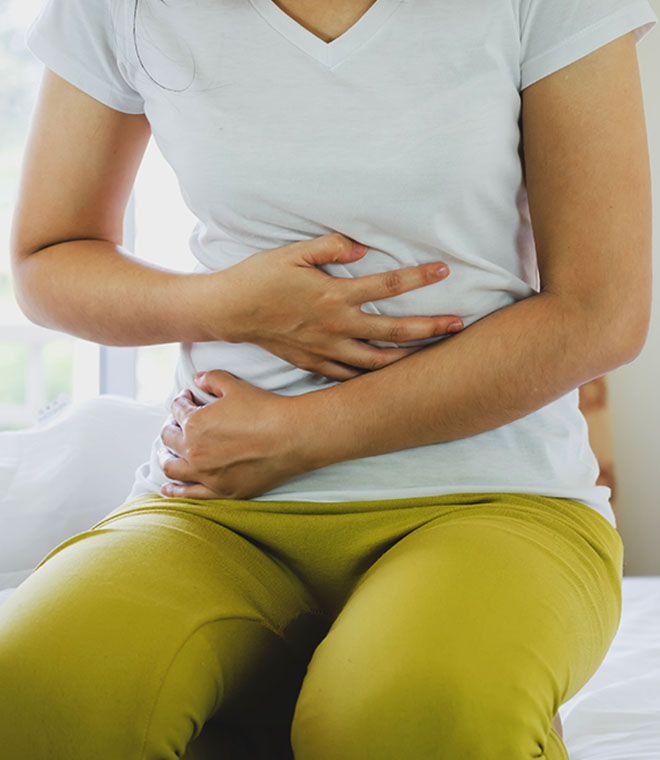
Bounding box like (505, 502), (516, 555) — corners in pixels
(292, 291), (641, 470)
(14, 239), (227, 346)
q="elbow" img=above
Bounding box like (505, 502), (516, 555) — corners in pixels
(616, 308), (651, 365)
(9, 258), (47, 329)
(9, 244), (32, 316)
(12, 287), (45, 329)
(560, 291), (650, 369)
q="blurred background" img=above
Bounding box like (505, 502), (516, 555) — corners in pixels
(0, 0), (198, 428)
(1, 0), (659, 573)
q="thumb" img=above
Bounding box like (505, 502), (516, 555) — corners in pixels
(293, 233), (368, 268)
(194, 369), (238, 396)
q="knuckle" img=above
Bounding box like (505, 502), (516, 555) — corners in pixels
(160, 421), (175, 444)
(316, 288), (335, 312)
(367, 355), (385, 371)
(162, 456), (178, 478)
(426, 264), (442, 283)
(382, 270), (402, 294)
(331, 232), (350, 250)
(182, 411), (200, 435)
(186, 443), (205, 464)
(214, 481), (235, 499)
(296, 351), (319, 374)
(311, 360), (329, 375)
(388, 322), (407, 343)
(321, 283), (343, 309)
(170, 393), (185, 411)
(424, 319), (440, 337)
(321, 364), (344, 381)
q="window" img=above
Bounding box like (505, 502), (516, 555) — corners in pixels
(132, 139), (199, 403)
(0, 1), (198, 430)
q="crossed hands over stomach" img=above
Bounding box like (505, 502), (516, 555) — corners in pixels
(158, 232), (464, 499)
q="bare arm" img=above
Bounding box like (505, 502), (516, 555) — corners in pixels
(287, 31), (652, 470)
(10, 68), (225, 346)
(9, 68), (461, 363)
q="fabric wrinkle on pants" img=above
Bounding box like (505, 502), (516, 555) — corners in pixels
(0, 491), (623, 759)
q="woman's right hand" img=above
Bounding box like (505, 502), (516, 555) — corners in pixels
(208, 232), (463, 381)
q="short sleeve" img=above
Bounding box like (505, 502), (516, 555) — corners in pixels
(24, 0), (145, 114)
(519, 0), (659, 91)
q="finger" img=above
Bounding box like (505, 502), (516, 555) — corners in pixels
(158, 447), (197, 482)
(322, 341), (424, 372)
(311, 346), (427, 379)
(160, 418), (186, 456)
(351, 314), (463, 344)
(344, 262), (450, 306)
(314, 360), (365, 381)
(170, 390), (200, 428)
(160, 481), (219, 500)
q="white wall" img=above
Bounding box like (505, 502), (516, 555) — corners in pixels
(608, 0), (660, 576)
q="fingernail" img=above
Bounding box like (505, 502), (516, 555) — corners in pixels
(447, 321), (463, 332)
(434, 264), (449, 276)
(194, 372), (206, 383)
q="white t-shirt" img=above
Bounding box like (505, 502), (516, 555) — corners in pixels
(25, 0), (658, 529)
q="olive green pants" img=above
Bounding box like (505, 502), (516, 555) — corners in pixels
(0, 491), (623, 759)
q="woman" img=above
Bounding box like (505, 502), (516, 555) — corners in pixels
(3, 0), (657, 757)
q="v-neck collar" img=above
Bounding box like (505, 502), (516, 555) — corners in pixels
(248, 0), (404, 68)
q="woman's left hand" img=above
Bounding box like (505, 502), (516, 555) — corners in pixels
(158, 370), (307, 500)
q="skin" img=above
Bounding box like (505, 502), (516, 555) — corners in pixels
(268, 0), (379, 43)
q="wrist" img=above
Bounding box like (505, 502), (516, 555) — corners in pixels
(284, 387), (354, 473)
(185, 269), (240, 343)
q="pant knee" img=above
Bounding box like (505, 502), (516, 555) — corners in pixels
(291, 672), (560, 760)
(0, 638), (147, 759)
(0, 611), (174, 759)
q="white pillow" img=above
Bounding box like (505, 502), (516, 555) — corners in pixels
(0, 394), (168, 591)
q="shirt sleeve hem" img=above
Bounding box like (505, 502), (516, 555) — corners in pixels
(25, 24), (146, 115)
(520, 0), (658, 91)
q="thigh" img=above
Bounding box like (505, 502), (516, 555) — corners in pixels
(291, 494), (623, 760)
(0, 503), (321, 760)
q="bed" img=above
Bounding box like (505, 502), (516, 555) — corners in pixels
(1, 394), (659, 758)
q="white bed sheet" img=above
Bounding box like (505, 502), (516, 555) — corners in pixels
(0, 577), (658, 757)
(558, 576), (660, 759)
